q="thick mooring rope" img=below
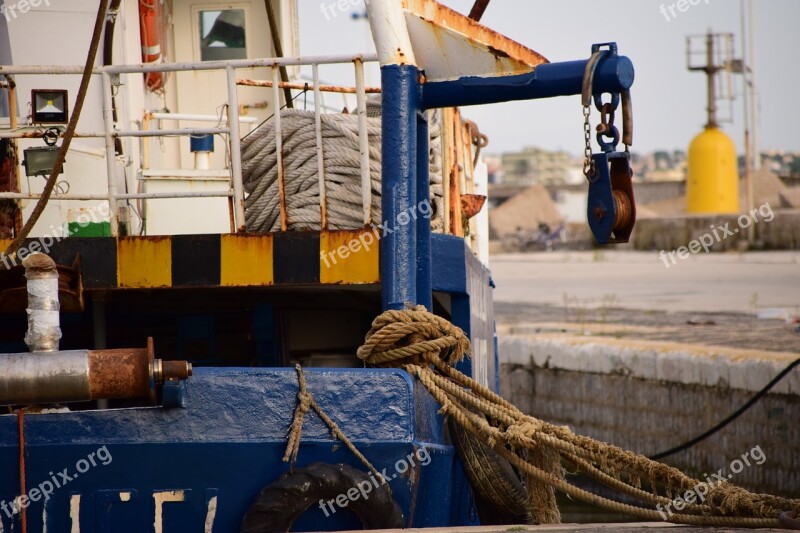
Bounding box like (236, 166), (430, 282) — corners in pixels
(356, 306), (800, 528)
(241, 109), (445, 232)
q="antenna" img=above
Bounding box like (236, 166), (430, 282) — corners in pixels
(686, 31), (743, 127)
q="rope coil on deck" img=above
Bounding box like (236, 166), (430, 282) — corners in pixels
(241, 108), (445, 232)
(356, 305), (800, 528)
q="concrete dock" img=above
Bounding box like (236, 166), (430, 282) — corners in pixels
(491, 251), (799, 499)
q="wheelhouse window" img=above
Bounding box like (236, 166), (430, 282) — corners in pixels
(200, 9), (247, 61)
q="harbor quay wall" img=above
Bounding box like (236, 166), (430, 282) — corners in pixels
(632, 209), (800, 251)
(498, 335), (800, 497)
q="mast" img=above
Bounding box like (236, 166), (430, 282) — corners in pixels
(748, 0), (761, 170)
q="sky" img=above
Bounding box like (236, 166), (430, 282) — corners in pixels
(298, 0), (800, 156)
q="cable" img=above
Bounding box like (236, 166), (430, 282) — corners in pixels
(2, 0), (110, 258)
(241, 89), (307, 143)
(263, 0), (293, 108)
(649, 358), (800, 460)
(17, 409), (26, 533)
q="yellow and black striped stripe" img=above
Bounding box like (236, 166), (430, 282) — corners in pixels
(0, 230), (380, 289)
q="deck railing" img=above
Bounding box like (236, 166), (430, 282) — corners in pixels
(0, 54), (380, 235)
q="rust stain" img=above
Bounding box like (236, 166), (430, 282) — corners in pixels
(594, 206), (607, 221)
(320, 196), (328, 231)
(237, 78), (381, 94)
(88, 342), (191, 400)
(0, 139), (20, 239)
(402, 0), (549, 67)
(162, 360), (193, 381)
(277, 150), (288, 232)
(461, 194), (486, 219)
(486, 44), (510, 59)
(88, 348), (151, 399)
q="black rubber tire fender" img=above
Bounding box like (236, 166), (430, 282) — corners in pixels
(240, 462), (405, 533)
(448, 416), (532, 525)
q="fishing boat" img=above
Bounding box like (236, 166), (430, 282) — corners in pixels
(15, 1), (785, 532)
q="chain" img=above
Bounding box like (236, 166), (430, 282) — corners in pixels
(582, 105), (595, 179)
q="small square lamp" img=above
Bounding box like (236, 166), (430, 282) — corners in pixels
(32, 89), (69, 124)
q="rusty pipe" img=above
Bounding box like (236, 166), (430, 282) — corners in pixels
(236, 78), (381, 94)
(0, 338), (192, 406)
(468, 0), (490, 21)
(7, 80), (17, 130)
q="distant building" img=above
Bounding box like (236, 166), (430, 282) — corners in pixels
(500, 147), (582, 186)
(631, 150), (687, 182)
(762, 150), (799, 176)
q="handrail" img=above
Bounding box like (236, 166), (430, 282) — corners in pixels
(0, 54), (381, 237)
(0, 54), (379, 76)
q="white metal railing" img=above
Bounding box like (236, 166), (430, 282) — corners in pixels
(139, 114), (257, 183)
(0, 54), (380, 235)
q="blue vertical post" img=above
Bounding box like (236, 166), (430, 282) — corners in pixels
(416, 109), (432, 311)
(380, 65), (421, 310)
(367, 0), (427, 311)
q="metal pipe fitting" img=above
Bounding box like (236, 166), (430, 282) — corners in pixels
(0, 338), (192, 406)
(23, 252), (62, 352)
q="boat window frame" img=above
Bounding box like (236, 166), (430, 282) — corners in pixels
(192, 3), (252, 63)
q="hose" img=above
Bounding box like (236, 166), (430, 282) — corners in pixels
(649, 357), (800, 460)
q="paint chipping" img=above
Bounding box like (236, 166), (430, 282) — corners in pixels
(70, 494), (81, 533)
(153, 490), (186, 533)
(204, 496), (218, 533)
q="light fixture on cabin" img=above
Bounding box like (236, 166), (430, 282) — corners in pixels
(22, 128), (63, 178)
(31, 89), (69, 124)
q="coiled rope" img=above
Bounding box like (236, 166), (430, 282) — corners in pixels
(356, 306), (800, 528)
(241, 109), (445, 232)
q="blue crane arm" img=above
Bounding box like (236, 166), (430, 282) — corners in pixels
(420, 55), (634, 109)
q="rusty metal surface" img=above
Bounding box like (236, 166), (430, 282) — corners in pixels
(0, 338), (190, 405)
(88, 348), (152, 399)
(88, 339), (191, 400)
(402, 0), (549, 72)
(612, 189), (632, 232)
(277, 150), (288, 231)
(0, 260), (83, 314)
(460, 194), (486, 219)
(237, 78), (381, 94)
(622, 90), (634, 147)
(0, 138), (19, 239)
(448, 110), (464, 237)
(610, 158), (636, 242)
(468, 0), (490, 21)
(162, 360), (193, 381)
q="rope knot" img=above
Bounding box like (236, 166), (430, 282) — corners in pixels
(357, 305), (471, 367)
(505, 421), (540, 446)
(297, 391), (313, 410)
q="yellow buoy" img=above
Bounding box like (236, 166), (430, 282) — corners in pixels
(686, 126), (739, 214)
